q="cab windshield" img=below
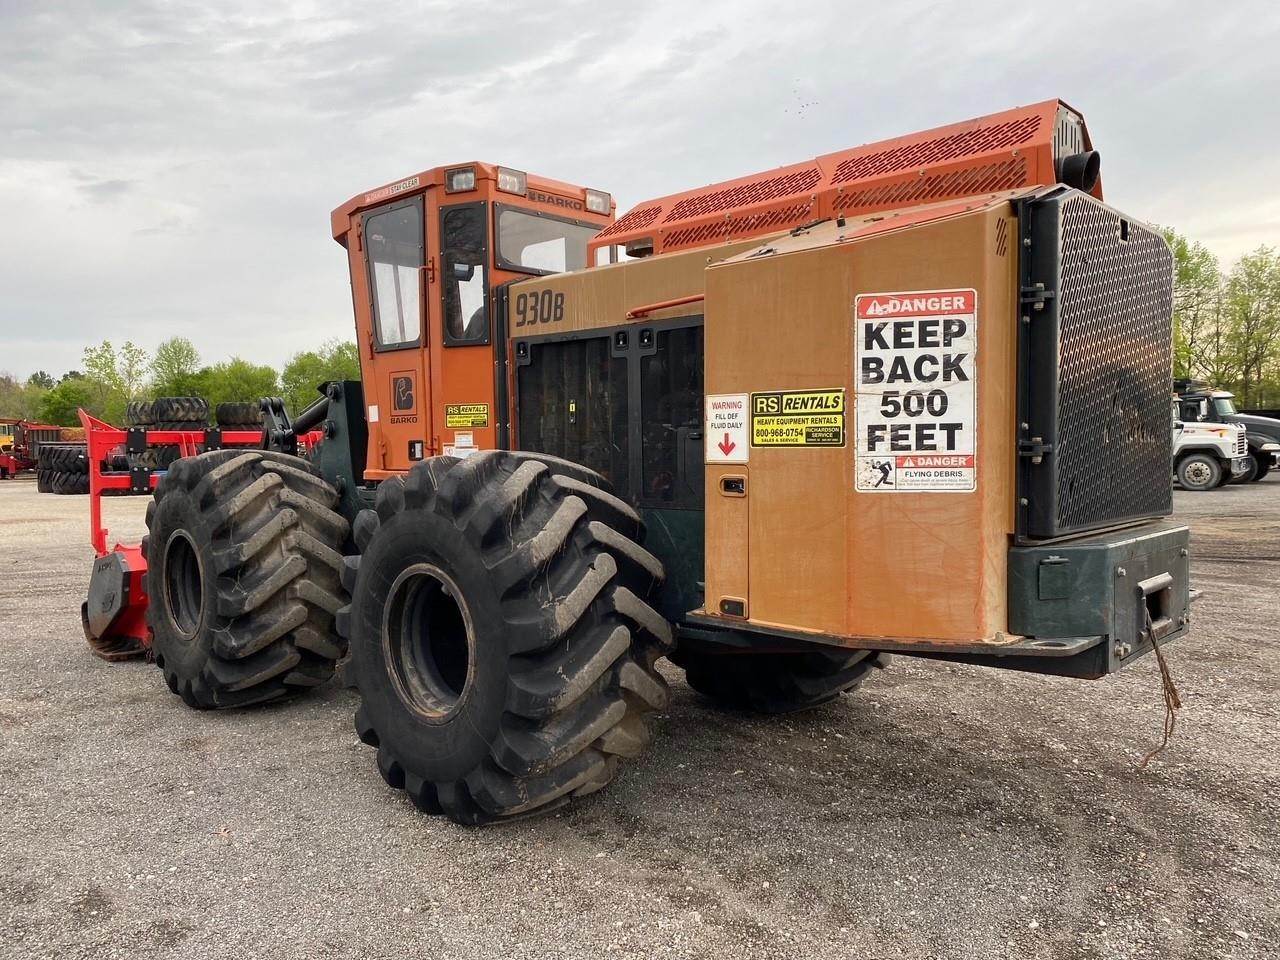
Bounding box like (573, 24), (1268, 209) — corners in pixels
(1212, 396), (1238, 418)
(496, 206), (597, 275)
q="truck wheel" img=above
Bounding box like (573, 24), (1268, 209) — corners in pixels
(1255, 459), (1272, 481)
(673, 647), (885, 713)
(1231, 454), (1259, 484)
(339, 451), (672, 824)
(1176, 453), (1221, 491)
(143, 450), (349, 709)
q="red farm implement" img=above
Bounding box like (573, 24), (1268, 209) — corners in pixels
(77, 409), (322, 661)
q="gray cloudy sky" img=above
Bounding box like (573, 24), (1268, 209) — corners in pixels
(2, 0), (1279, 379)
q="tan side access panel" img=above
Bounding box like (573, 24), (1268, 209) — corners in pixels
(701, 194), (1021, 647)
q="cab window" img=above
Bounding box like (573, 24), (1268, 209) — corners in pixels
(441, 203), (488, 345)
(365, 198), (423, 349)
(496, 205), (597, 275)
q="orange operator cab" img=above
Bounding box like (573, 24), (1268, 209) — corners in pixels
(330, 163), (615, 479)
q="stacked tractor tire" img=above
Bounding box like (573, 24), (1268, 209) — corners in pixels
(35, 397), (265, 495)
(36, 444), (90, 494)
(213, 401), (264, 430)
(125, 397), (211, 470)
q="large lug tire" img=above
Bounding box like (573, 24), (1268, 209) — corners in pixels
(42, 445), (88, 474)
(215, 401), (264, 428)
(153, 420), (207, 432)
(53, 471), (90, 495)
(130, 447), (183, 471)
(125, 400), (156, 426)
(143, 449), (349, 709)
(1176, 453), (1222, 491)
(1256, 458), (1272, 481)
(152, 396), (209, 423)
(673, 647), (886, 714)
(338, 451), (673, 825)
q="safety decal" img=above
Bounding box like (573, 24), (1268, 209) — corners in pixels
(705, 393), (749, 463)
(853, 289), (977, 493)
(750, 389), (845, 447)
(444, 403), (490, 428)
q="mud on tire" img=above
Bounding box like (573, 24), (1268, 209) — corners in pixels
(339, 451), (672, 824)
(143, 449), (349, 708)
(673, 647), (885, 714)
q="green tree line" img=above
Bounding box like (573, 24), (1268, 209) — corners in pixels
(0, 338), (361, 426)
(1166, 232), (1280, 406)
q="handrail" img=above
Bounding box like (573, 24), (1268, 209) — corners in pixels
(624, 294), (705, 321)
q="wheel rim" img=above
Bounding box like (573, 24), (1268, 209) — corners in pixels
(383, 563), (475, 721)
(163, 530), (205, 640)
(1184, 461), (1212, 487)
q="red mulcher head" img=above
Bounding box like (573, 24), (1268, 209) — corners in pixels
(82, 543), (150, 661)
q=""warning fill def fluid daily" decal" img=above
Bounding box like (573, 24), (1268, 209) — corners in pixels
(853, 289), (977, 493)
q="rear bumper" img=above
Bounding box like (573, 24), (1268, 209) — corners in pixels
(682, 521), (1193, 681)
(1008, 521), (1190, 678)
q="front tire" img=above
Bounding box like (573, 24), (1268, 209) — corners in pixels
(339, 452), (672, 824)
(1232, 453), (1259, 484)
(143, 450), (349, 708)
(1176, 453), (1222, 491)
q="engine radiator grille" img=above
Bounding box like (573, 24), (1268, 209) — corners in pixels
(1018, 190), (1174, 539)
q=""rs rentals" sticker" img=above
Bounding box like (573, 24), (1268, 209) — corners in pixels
(445, 403), (490, 428)
(854, 289), (977, 493)
(750, 389), (845, 447)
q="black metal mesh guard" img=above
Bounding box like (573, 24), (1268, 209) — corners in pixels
(1022, 192), (1174, 538)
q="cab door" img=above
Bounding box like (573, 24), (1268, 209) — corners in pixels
(360, 195), (432, 473)
(432, 201), (497, 457)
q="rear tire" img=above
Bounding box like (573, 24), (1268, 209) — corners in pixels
(673, 647), (885, 714)
(1176, 453), (1222, 491)
(339, 451), (672, 824)
(143, 449), (349, 709)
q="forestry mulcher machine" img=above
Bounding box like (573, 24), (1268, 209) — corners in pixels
(81, 99), (1189, 823)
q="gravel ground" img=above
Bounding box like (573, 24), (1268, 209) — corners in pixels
(1, 474), (1277, 959)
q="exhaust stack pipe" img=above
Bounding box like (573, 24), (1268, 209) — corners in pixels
(1057, 150), (1101, 193)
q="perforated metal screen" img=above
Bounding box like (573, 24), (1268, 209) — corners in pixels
(1019, 190), (1174, 539)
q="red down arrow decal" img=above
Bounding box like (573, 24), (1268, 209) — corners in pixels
(717, 433), (736, 456)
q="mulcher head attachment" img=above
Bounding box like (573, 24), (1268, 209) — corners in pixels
(81, 545), (150, 661)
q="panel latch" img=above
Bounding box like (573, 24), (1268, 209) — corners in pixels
(1018, 436), (1053, 464)
(1019, 282), (1057, 311)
